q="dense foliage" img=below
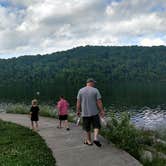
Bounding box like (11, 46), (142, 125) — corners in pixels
(0, 46), (166, 103)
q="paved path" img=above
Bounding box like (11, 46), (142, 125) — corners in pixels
(0, 113), (142, 166)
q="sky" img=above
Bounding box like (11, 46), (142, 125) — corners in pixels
(0, 0), (166, 59)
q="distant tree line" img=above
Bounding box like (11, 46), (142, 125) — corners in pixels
(0, 46), (166, 104)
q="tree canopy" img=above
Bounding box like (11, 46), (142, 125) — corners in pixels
(0, 45), (166, 104)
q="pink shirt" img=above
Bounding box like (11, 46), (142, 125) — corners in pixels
(57, 99), (69, 115)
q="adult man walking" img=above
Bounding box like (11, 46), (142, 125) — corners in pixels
(76, 78), (105, 147)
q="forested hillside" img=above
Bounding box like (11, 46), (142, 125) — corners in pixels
(0, 46), (166, 103)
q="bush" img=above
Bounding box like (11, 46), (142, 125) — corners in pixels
(6, 103), (29, 114)
(39, 105), (57, 118)
(101, 112), (142, 159)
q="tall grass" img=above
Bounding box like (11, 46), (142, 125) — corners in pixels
(6, 103), (29, 114)
(101, 112), (142, 159)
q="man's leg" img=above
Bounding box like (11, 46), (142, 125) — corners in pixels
(92, 115), (102, 147)
(83, 117), (92, 144)
(65, 120), (70, 130)
(85, 131), (92, 143)
(94, 128), (99, 141)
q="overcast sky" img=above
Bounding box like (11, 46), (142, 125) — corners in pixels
(0, 0), (166, 59)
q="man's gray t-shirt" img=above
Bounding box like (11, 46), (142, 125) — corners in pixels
(77, 86), (101, 117)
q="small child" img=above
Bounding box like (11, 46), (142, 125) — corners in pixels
(30, 99), (40, 131)
(57, 96), (70, 130)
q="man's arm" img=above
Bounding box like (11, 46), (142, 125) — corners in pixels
(76, 100), (81, 116)
(97, 99), (105, 117)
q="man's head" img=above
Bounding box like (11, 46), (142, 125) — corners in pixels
(86, 78), (96, 87)
(60, 96), (64, 99)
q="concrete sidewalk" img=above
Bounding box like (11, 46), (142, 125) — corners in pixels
(0, 113), (142, 166)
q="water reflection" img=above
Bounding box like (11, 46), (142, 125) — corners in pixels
(130, 106), (166, 130)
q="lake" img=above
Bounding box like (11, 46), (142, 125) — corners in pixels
(102, 81), (166, 130)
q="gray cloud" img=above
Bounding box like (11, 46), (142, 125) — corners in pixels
(0, 0), (166, 58)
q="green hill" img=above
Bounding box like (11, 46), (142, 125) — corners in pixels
(0, 45), (166, 105)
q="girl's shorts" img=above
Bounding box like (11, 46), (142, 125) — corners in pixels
(59, 115), (68, 120)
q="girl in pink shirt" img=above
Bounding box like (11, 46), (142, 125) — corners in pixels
(57, 96), (70, 130)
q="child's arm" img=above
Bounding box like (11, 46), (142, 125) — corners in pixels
(76, 100), (81, 116)
(57, 102), (61, 115)
(57, 102), (61, 110)
(29, 107), (32, 117)
(67, 101), (69, 108)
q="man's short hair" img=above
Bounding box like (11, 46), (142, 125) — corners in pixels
(86, 78), (96, 83)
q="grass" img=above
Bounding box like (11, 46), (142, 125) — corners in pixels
(0, 119), (56, 166)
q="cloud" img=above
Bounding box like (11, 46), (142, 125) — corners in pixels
(140, 38), (166, 46)
(0, 0), (166, 58)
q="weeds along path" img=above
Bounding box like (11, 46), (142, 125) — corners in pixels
(0, 113), (142, 166)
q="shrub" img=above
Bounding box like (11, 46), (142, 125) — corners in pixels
(6, 103), (29, 114)
(39, 105), (57, 118)
(101, 112), (142, 159)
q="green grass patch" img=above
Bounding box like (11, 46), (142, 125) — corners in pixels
(0, 119), (56, 166)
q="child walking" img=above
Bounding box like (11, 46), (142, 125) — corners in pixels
(30, 99), (40, 131)
(57, 96), (70, 130)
